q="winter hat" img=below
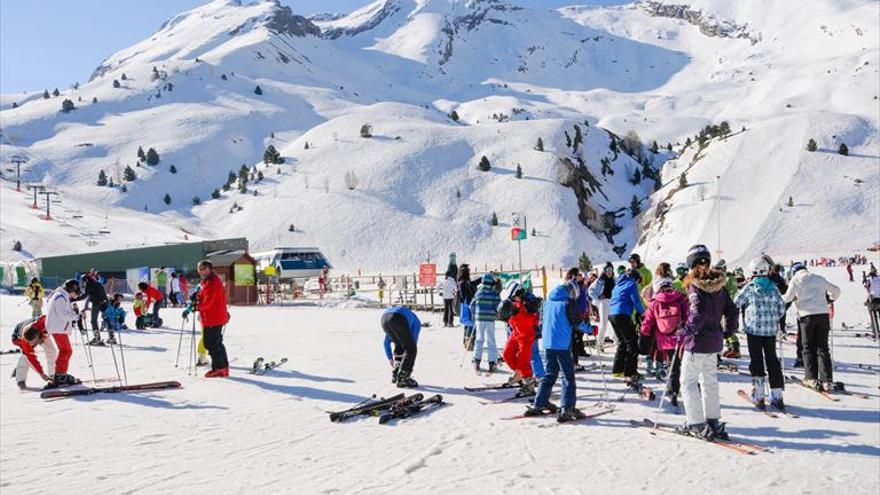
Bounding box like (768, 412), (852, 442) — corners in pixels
(714, 259), (727, 270)
(790, 262), (807, 275)
(603, 262), (614, 274)
(628, 253), (642, 264)
(481, 273), (496, 285)
(616, 265), (626, 275)
(686, 244), (711, 268)
(675, 263), (688, 275)
(652, 277), (674, 292)
(748, 258), (770, 277)
(505, 281), (523, 301)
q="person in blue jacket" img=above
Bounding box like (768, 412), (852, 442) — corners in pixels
(526, 281), (585, 422)
(381, 306), (421, 388)
(609, 269), (646, 383)
(100, 293), (127, 345)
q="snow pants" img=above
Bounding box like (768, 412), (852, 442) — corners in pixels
(203, 325), (229, 370)
(503, 333), (535, 378)
(746, 334), (784, 389)
(662, 349), (682, 395)
(596, 299), (613, 348)
(151, 300), (162, 326)
(14, 337), (56, 383)
(51, 333), (73, 375)
(473, 320), (497, 363)
(681, 351), (721, 426)
(443, 299), (454, 326)
(534, 349), (576, 410)
(531, 340), (545, 378)
(381, 312), (417, 376)
(610, 314), (638, 376)
(799, 314), (832, 382)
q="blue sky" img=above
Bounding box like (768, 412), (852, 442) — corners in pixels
(0, 0), (626, 93)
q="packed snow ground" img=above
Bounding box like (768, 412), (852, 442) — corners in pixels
(1, 266), (878, 494)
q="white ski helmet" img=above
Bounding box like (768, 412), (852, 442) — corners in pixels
(748, 258), (771, 277)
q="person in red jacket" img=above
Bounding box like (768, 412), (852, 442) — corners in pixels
(138, 281), (164, 327)
(196, 260), (230, 378)
(10, 315), (56, 390)
(502, 285), (541, 393)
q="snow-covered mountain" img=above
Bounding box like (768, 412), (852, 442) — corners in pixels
(1, 0), (877, 270)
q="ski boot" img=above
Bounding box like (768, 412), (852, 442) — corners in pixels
(88, 336), (104, 346)
(16, 380), (26, 391)
(197, 355), (210, 367)
(645, 358), (655, 376)
(726, 344), (741, 359)
(769, 388), (785, 410)
(205, 367), (229, 378)
(669, 393), (679, 408)
(803, 378), (819, 389)
(624, 373), (643, 388)
(675, 422), (713, 440)
(706, 418), (729, 440)
(472, 359), (481, 373)
(487, 361), (497, 373)
(524, 402), (558, 417)
(557, 407), (587, 423)
(821, 381), (834, 393)
(654, 362), (668, 381)
(519, 376), (537, 395)
(506, 371), (524, 386)
(751, 377), (766, 409)
(106, 335), (118, 345)
(396, 374), (419, 389)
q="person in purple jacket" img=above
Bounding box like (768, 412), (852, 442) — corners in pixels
(676, 244), (739, 441)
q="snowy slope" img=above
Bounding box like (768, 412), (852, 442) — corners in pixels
(0, 266), (878, 494)
(0, 0), (878, 270)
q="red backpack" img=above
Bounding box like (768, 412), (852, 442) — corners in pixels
(655, 300), (683, 335)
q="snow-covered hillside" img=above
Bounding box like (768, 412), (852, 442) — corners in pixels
(1, 0), (877, 270)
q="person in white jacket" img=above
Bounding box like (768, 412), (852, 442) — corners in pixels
(44, 279), (83, 386)
(783, 262), (841, 391)
(588, 262), (617, 352)
(438, 272), (458, 327)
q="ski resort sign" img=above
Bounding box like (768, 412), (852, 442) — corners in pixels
(419, 264), (436, 286)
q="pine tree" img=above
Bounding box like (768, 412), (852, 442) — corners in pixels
(531, 228), (536, 237)
(565, 131), (572, 148)
(12, 240), (22, 252)
(11, 102), (17, 108)
(146, 147), (160, 166)
(121, 73), (127, 81)
(123, 165), (136, 181)
(449, 110), (460, 122)
(630, 195), (641, 217)
(212, 189), (220, 199)
(535, 137), (544, 152)
(578, 252), (592, 272)
(360, 123), (372, 138)
(263, 145), (283, 164)
(61, 99), (75, 113)
(192, 196), (201, 205)
(490, 212), (498, 226)
(456, 188), (461, 199)
(97, 170), (108, 186)
(92, 97), (98, 104)
(651, 140), (659, 153)
(631, 169), (641, 185)
(719, 121), (731, 135)
(838, 143), (849, 156)
(221, 74), (227, 81)
(164, 193), (171, 205)
(787, 196), (794, 207)
(169, 164), (177, 174)
(477, 156), (491, 172)
(121, 184), (127, 193)
(678, 174), (688, 188)
(227, 171), (236, 185)
(288, 224), (295, 232)
(254, 85), (263, 95)
(304, 141), (309, 150)
(667, 143), (672, 151)
(238, 164), (249, 183)
(42, 90), (50, 99)
(137, 146), (145, 161)
(113, 79), (121, 89)
(516, 164), (523, 178)
(807, 138), (817, 152)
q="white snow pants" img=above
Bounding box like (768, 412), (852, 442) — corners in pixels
(681, 351), (721, 426)
(473, 320), (498, 363)
(596, 299), (614, 349)
(15, 337), (57, 382)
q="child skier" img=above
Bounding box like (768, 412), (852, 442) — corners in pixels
(133, 292), (147, 329)
(640, 277), (687, 406)
(101, 294), (126, 345)
(381, 306), (421, 388)
(502, 284), (540, 392)
(471, 273), (501, 373)
(734, 258), (786, 409)
(10, 315), (55, 390)
(526, 280), (583, 421)
(677, 245), (739, 440)
(24, 277), (45, 318)
(138, 281), (164, 327)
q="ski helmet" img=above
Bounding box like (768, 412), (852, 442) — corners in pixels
(790, 262), (807, 275)
(748, 258), (770, 277)
(62, 279), (81, 295)
(714, 259), (727, 270)
(686, 244), (711, 269)
(675, 263), (688, 276)
(652, 277), (674, 292)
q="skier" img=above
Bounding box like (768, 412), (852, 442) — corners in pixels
(24, 277), (45, 318)
(457, 264), (479, 349)
(195, 260), (231, 378)
(169, 272), (181, 308)
(471, 273), (501, 373)
(641, 262), (673, 302)
(640, 277), (687, 406)
(588, 262), (616, 353)
(847, 262), (854, 282)
(138, 281), (164, 327)
(526, 280), (584, 421)
(45, 279), (83, 387)
(377, 274), (386, 305)
(10, 315), (55, 390)
(866, 267), (880, 338)
(673, 263), (688, 294)
(716, 260), (742, 359)
(629, 253), (653, 290)
(765, 260), (795, 365)
(133, 292), (147, 329)
(783, 262), (840, 391)
(609, 268), (645, 382)
(734, 258), (786, 409)
(502, 283), (540, 392)
(101, 293), (126, 345)
(83, 270), (109, 344)
(439, 270), (457, 327)
(381, 306), (421, 388)
(156, 267), (169, 307)
(677, 244), (738, 440)
(566, 269), (589, 369)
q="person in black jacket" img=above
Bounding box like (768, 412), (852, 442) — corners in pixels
(767, 261), (796, 365)
(83, 270), (109, 345)
(457, 264), (480, 349)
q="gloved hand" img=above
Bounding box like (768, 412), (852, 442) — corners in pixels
(638, 333), (653, 356)
(40, 373), (50, 382)
(182, 308), (191, 320)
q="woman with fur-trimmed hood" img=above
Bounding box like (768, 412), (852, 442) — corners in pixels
(677, 244), (739, 441)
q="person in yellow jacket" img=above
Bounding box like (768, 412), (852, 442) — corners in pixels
(673, 264), (688, 294)
(24, 278), (45, 318)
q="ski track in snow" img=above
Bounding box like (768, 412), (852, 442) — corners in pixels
(0, 266), (879, 494)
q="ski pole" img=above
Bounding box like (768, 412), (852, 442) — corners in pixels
(653, 341), (682, 429)
(459, 328), (476, 368)
(584, 329), (609, 403)
(829, 303), (837, 370)
(175, 317), (186, 368)
(117, 326), (128, 386)
(108, 334), (123, 386)
(75, 321), (98, 384)
(187, 316), (196, 375)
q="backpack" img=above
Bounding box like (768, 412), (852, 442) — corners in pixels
(497, 300), (514, 322)
(655, 300), (683, 335)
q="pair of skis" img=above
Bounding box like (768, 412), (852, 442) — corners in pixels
(328, 393), (444, 423)
(40, 381), (181, 399)
(465, 382), (535, 404)
(378, 394), (445, 424)
(251, 357), (288, 375)
(502, 403), (616, 424)
(631, 418), (768, 455)
(735, 390), (799, 418)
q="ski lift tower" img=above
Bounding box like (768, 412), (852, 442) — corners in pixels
(26, 184), (45, 208)
(10, 154), (28, 192)
(38, 190), (59, 220)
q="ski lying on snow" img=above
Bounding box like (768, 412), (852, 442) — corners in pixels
(785, 375), (839, 401)
(736, 390), (779, 418)
(328, 393), (407, 422)
(40, 381), (181, 399)
(501, 404), (615, 422)
(379, 394), (445, 424)
(631, 419), (765, 455)
(479, 390), (536, 404)
(254, 358), (288, 376)
(464, 383), (519, 392)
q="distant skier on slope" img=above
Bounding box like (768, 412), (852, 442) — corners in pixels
(10, 315), (54, 390)
(677, 244), (738, 441)
(783, 262), (840, 392)
(734, 258), (786, 410)
(381, 306), (421, 388)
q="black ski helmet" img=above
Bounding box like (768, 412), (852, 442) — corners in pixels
(63, 278), (81, 295)
(686, 244), (711, 269)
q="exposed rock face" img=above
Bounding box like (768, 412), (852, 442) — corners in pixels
(640, 1), (760, 45)
(264, 4), (321, 38)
